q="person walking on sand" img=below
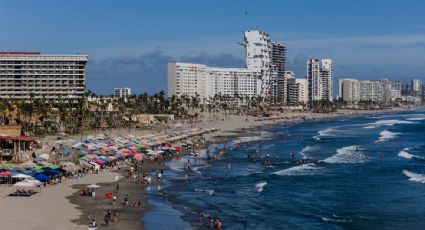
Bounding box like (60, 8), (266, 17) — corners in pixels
(113, 210), (118, 222)
(113, 194), (117, 205)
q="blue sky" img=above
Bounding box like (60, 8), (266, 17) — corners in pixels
(1, 0), (425, 95)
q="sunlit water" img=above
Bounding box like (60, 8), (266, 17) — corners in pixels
(144, 110), (425, 229)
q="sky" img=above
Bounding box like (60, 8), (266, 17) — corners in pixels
(1, 0), (425, 95)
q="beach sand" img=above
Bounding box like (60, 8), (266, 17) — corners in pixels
(0, 107), (419, 230)
(0, 171), (119, 230)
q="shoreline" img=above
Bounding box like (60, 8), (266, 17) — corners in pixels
(145, 107), (425, 229)
(0, 107), (421, 230)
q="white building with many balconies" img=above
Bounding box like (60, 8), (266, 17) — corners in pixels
(0, 52), (87, 99)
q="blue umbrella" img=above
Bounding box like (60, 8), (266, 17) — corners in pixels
(32, 173), (49, 182)
(63, 148), (72, 155)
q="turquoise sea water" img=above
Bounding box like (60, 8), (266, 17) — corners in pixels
(145, 110), (425, 229)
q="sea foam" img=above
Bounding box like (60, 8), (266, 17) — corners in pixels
(313, 127), (338, 140)
(364, 119), (414, 129)
(375, 130), (400, 143)
(321, 146), (368, 164)
(255, 181), (267, 192)
(406, 117), (425, 121)
(398, 150), (425, 160)
(402, 170), (425, 184)
(272, 163), (322, 176)
(299, 145), (319, 159)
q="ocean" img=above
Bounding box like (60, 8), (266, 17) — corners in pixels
(144, 110), (425, 229)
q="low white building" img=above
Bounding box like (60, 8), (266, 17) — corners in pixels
(114, 87), (131, 98)
(339, 79), (385, 103)
(287, 78), (308, 105)
(167, 62), (261, 102)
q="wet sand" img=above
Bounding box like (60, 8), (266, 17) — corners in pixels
(67, 162), (168, 230)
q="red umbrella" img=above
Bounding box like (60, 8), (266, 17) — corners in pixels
(134, 153), (143, 161)
(0, 171), (12, 177)
(104, 193), (113, 199)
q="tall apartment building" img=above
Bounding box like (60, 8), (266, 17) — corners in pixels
(411, 79), (422, 92)
(168, 31), (285, 102)
(271, 42), (286, 101)
(0, 52), (87, 99)
(114, 87), (131, 98)
(307, 58), (333, 102)
(287, 78), (308, 105)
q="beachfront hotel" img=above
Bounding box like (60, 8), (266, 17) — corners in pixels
(0, 52), (87, 100)
(339, 78), (386, 103)
(114, 87), (131, 98)
(307, 58), (333, 101)
(167, 31), (286, 102)
(167, 62), (261, 101)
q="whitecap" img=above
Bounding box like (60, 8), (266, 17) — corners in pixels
(375, 130), (400, 143)
(321, 146), (369, 164)
(300, 145), (319, 159)
(398, 151), (414, 159)
(364, 119), (414, 129)
(272, 163), (322, 176)
(313, 127), (338, 140)
(402, 170), (425, 184)
(406, 117), (425, 121)
(321, 216), (352, 223)
(255, 181), (267, 192)
(398, 150), (425, 160)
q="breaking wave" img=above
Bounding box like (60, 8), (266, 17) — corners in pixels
(321, 215), (352, 223)
(398, 150), (425, 160)
(375, 130), (400, 143)
(255, 182), (267, 192)
(406, 117), (425, 121)
(299, 145), (319, 159)
(321, 146), (368, 164)
(272, 163), (322, 176)
(364, 119), (414, 129)
(313, 127), (339, 140)
(402, 170), (425, 184)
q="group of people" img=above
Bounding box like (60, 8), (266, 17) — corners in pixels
(104, 209), (118, 226)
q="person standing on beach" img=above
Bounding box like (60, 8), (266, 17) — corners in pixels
(113, 210), (118, 222)
(116, 183), (119, 192)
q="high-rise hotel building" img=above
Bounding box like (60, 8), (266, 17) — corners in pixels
(0, 52), (87, 99)
(307, 58), (333, 101)
(168, 31), (286, 102)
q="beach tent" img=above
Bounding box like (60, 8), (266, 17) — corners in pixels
(43, 169), (62, 176)
(12, 173), (32, 179)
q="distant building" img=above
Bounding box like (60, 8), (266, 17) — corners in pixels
(114, 87), (131, 98)
(411, 79), (422, 92)
(168, 30), (286, 102)
(282, 71), (295, 103)
(287, 78), (308, 105)
(167, 62), (260, 101)
(0, 52), (87, 99)
(339, 79), (384, 103)
(307, 58), (333, 101)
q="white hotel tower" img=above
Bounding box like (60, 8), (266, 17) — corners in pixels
(307, 58), (333, 101)
(0, 52), (87, 99)
(168, 31), (285, 102)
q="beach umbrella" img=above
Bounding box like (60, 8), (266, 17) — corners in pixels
(0, 171), (12, 177)
(134, 153), (143, 161)
(47, 165), (61, 170)
(32, 173), (49, 182)
(12, 173), (32, 179)
(63, 148), (72, 155)
(104, 193), (113, 199)
(38, 154), (50, 160)
(14, 179), (42, 187)
(0, 163), (15, 169)
(86, 184), (100, 188)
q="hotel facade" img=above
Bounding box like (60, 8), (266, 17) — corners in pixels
(167, 31), (286, 102)
(0, 52), (87, 100)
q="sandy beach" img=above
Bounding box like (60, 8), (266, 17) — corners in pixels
(0, 107), (421, 230)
